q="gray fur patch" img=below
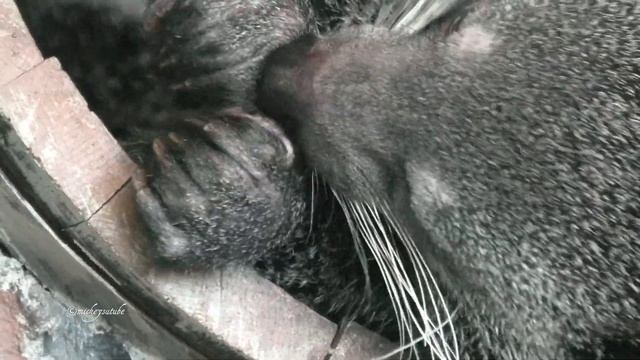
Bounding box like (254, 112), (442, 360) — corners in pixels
(406, 161), (457, 226)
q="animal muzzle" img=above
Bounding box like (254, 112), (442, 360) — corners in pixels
(256, 33), (328, 133)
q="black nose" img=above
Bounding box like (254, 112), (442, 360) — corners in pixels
(256, 34), (320, 131)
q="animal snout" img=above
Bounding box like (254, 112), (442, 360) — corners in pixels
(257, 34), (326, 131)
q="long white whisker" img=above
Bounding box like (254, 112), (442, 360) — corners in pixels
(374, 309), (457, 360)
(355, 200), (431, 359)
(381, 219), (447, 354)
(347, 201), (409, 358)
(399, 228), (458, 360)
(380, 203), (460, 360)
(367, 204), (428, 316)
(376, 0), (414, 27)
(377, 0), (462, 35)
(366, 203), (442, 353)
(360, 204), (427, 356)
(329, 185), (459, 360)
(353, 201), (439, 360)
(332, 190), (373, 296)
(362, 202), (449, 360)
(348, 201), (411, 358)
(306, 170), (317, 242)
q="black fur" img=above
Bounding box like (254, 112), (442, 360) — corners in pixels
(16, 0), (397, 341)
(16, 0), (640, 358)
(259, 1), (640, 358)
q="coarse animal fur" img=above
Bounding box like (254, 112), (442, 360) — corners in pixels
(17, 0), (640, 359)
(17, 0), (401, 344)
(259, 1), (640, 358)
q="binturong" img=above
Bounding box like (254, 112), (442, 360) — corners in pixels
(258, 0), (640, 359)
(16, 0), (640, 358)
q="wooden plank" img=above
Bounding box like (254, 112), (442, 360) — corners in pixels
(60, 113), (396, 360)
(0, 58), (246, 359)
(0, 168), (205, 360)
(0, 0), (397, 358)
(0, 0), (43, 86)
(0, 57), (136, 219)
(0, 291), (25, 360)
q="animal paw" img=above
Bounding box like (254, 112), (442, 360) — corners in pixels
(133, 109), (306, 268)
(142, 0), (310, 110)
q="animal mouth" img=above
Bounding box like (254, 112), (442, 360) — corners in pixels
(256, 2), (470, 358)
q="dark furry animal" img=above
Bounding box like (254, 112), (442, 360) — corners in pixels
(259, 1), (640, 358)
(17, 0), (640, 359)
(17, 0), (398, 342)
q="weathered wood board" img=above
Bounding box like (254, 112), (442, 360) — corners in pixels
(0, 0), (397, 359)
(0, 168), (204, 360)
(0, 0), (42, 85)
(0, 290), (25, 360)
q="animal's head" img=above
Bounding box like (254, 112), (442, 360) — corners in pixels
(258, 1), (640, 357)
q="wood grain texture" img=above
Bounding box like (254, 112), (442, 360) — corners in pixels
(0, 57), (136, 218)
(0, 0), (42, 86)
(0, 169), (204, 360)
(0, 0), (398, 358)
(0, 291), (26, 360)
